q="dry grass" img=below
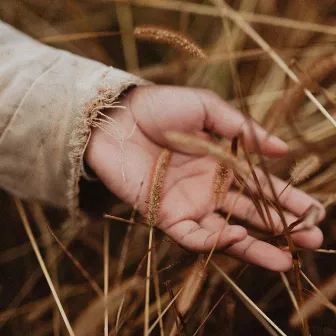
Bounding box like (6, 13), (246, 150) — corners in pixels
(1, 1), (336, 335)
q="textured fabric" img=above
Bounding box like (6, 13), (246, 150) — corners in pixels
(0, 21), (147, 220)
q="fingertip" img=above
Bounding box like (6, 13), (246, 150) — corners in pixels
(263, 135), (289, 157)
(257, 250), (293, 272)
(292, 226), (324, 250)
(272, 251), (293, 272)
(226, 237), (293, 272)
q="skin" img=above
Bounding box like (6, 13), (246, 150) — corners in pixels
(86, 85), (326, 272)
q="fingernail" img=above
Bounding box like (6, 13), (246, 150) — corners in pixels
(285, 251), (293, 260)
(269, 135), (289, 152)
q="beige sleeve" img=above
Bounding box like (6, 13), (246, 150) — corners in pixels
(0, 21), (147, 223)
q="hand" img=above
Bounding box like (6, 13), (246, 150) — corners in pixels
(86, 85), (326, 271)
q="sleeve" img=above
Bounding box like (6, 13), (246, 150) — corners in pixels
(0, 20), (148, 224)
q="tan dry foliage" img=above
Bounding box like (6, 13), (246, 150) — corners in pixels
(212, 163), (233, 207)
(134, 25), (206, 59)
(73, 277), (142, 335)
(291, 273), (336, 327)
(169, 255), (207, 336)
(165, 131), (249, 178)
(290, 155), (321, 184)
(147, 149), (172, 227)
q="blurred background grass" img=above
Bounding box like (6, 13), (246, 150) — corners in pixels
(0, 0), (336, 335)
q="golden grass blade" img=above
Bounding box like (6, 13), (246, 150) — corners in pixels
(114, 0), (336, 37)
(104, 221), (110, 336)
(0, 285), (87, 321)
(134, 25), (206, 59)
(145, 226), (154, 336)
(116, 3), (140, 73)
(205, 186), (244, 269)
(0, 227), (79, 332)
(313, 249), (336, 254)
(115, 293), (126, 334)
(73, 277), (142, 335)
(122, 0), (336, 127)
(211, 260), (287, 336)
(170, 256), (207, 336)
(45, 220), (103, 297)
(145, 149), (172, 335)
(148, 287), (184, 335)
(290, 155), (321, 184)
(30, 203), (61, 336)
(152, 238), (165, 336)
(280, 272), (303, 328)
(300, 270), (336, 313)
(115, 179), (144, 284)
(40, 31), (119, 43)
(291, 273), (336, 326)
(218, 0), (336, 128)
(210, 3), (311, 332)
(14, 197), (75, 336)
(104, 214), (149, 228)
(165, 131), (248, 177)
(192, 292), (224, 336)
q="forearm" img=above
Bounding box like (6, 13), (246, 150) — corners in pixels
(0, 21), (147, 220)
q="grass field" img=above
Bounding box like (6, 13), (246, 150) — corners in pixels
(0, 1), (336, 335)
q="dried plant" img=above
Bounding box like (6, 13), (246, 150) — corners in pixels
(2, 2), (336, 336)
(278, 154), (321, 199)
(290, 155), (321, 184)
(212, 163), (233, 207)
(165, 131), (248, 177)
(147, 149), (172, 227)
(134, 25), (206, 59)
(266, 52), (336, 131)
(145, 149), (172, 335)
(291, 273), (336, 327)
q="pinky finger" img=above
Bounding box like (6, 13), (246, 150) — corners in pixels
(226, 235), (293, 272)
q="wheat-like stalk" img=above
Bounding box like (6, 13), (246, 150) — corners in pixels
(279, 154), (321, 199)
(147, 149), (172, 227)
(145, 149), (172, 336)
(104, 221), (110, 336)
(290, 155), (320, 184)
(267, 52), (336, 131)
(134, 25), (206, 59)
(14, 198), (75, 336)
(115, 0), (336, 37)
(290, 272), (336, 327)
(211, 260), (287, 336)
(212, 163), (233, 207)
(165, 131), (248, 177)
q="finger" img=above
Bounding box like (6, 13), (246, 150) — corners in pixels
(226, 235), (293, 272)
(291, 226), (323, 250)
(132, 86), (288, 157)
(239, 168), (326, 220)
(164, 217), (247, 252)
(221, 191), (324, 249)
(196, 89), (289, 157)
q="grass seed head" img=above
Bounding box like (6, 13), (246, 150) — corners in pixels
(212, 163), (233, 206)
(147, 149), (172, 227)
(290, 155), (321, 184)
(134, 25), (206, 59)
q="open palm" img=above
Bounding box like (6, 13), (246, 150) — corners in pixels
(86, 85), (325, 272)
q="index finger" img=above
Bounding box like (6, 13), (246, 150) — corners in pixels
(197, 89), (289, 157)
